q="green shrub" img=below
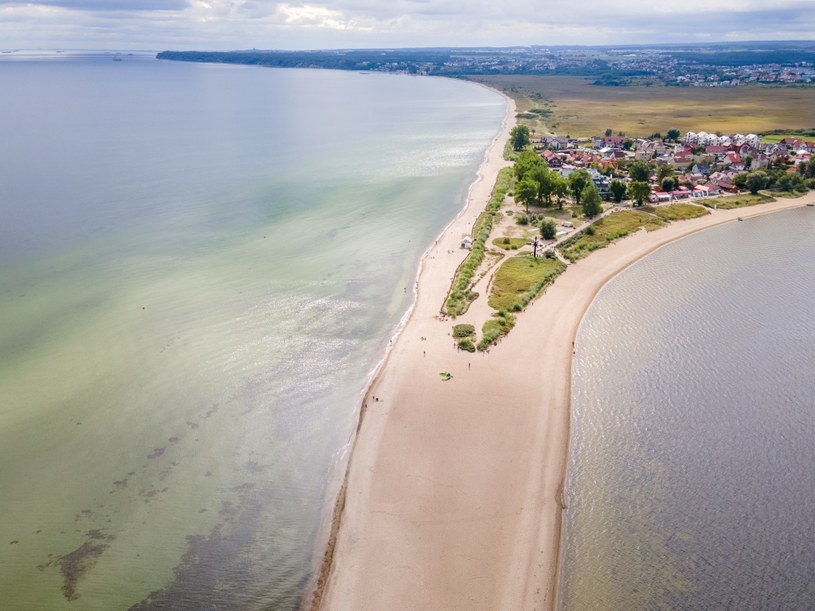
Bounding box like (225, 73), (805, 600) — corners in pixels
(453, 324), (476, 338)
(477, 310), (517, 351)
(516, 214), (529, 225)
(458, 339), (476, 352)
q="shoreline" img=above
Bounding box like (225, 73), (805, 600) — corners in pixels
(307, 88), (517, 611)
(311, 86), (815, 607)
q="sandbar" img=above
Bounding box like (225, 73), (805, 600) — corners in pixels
(313, 89), (815, 609)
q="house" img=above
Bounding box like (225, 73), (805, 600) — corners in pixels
(725, 151), (744, 170)
(602, 135), (626, 148)
(460, 236), (473, 250)
(706, 145), (729, 156)
(692, 185), (711, 198)
(541, 149), (563, 167)
(672, 186), (692, 199)
(795, 150), (813, 164)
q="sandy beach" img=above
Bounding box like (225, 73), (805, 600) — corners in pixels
(313, 90), (815, 609)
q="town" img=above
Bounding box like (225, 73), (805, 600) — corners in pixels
(157, 41), (815, 86)
(531, 129), (815, 204)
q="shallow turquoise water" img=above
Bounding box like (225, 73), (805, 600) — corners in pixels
(0, 54), (506, 609)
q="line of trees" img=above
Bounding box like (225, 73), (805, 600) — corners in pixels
(734, 160), (815, 195)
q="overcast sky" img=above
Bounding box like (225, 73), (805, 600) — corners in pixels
(2, 0), (814, 51)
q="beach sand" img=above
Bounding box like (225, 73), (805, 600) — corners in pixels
(314, 94), (815, 608)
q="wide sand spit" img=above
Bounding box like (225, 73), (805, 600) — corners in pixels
(313, 92), (815, 610)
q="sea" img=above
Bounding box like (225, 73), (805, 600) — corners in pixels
(0, 52), (506, 609)
(559, 207), (815, 609)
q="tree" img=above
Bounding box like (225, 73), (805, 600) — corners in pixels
(609, 178), (627, 203)
(628, 180), (651, 207)
(799, 158), (815, 179)
(568, 169), (592, 206)
(656, 163), (675, 183)
(745, 171), (769, 194)
(629, 160), (650, 182)
(604, 128), (613, 137)
(514, 149), (545, 181)
(777, 172), (806, 193)
(552, 174), (569, 209)
(532, 165), (559, 206)
(623, 138), (633, 151)
(540, 219), (557, 240)
(510, 125), (531, 151)
(581, 184), (603, 218)
(666, 128), (681, 141)
(661, 177), (676, 192)
(734, 173), (748, 189)
(514, 176), (539, 213)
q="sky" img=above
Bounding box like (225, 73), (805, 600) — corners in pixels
(1, 0), (814, 51)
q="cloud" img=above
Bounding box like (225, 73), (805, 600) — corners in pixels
(1, 0), (814, 50)
(0, 0), (186, 10)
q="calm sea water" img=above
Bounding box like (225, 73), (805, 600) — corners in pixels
(0, 53), (506, 609)
(559, 207), (815, 609)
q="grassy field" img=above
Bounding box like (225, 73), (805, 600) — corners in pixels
(702, 193), (775, 209)
(761, 133), (815, 143)
(492, 237), (528, 250)
(559, 210), (666, 261)
(488, 254), (566, 312)
(467, 75), (815, 138)
(643, 203), (711, 221)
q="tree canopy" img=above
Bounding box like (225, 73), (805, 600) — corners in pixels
(629, 160), (651, 182)
(581, 184), (603, 218)
(628, 180), (651, 206)
(568, 169), (592, 206)
(745, 171), (769, 194)
(540, 219), (558, 240)
(656, 163), (675, 183)
(514, 150), (544, 181)
(609, 178), (627, 203)
(510, 125), (531, 151)
(514, 176), (539, 213)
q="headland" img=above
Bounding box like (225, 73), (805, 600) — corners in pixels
(312, 88), (815, 610)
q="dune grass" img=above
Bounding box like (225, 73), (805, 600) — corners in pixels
(703, 193), (775, 209)
(559, 211), (666, 262)
(643, 203), (711, 221)
(444, 167), (514, 317)
(478, 310), (516, 352)
(488, 254), (566, 312)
